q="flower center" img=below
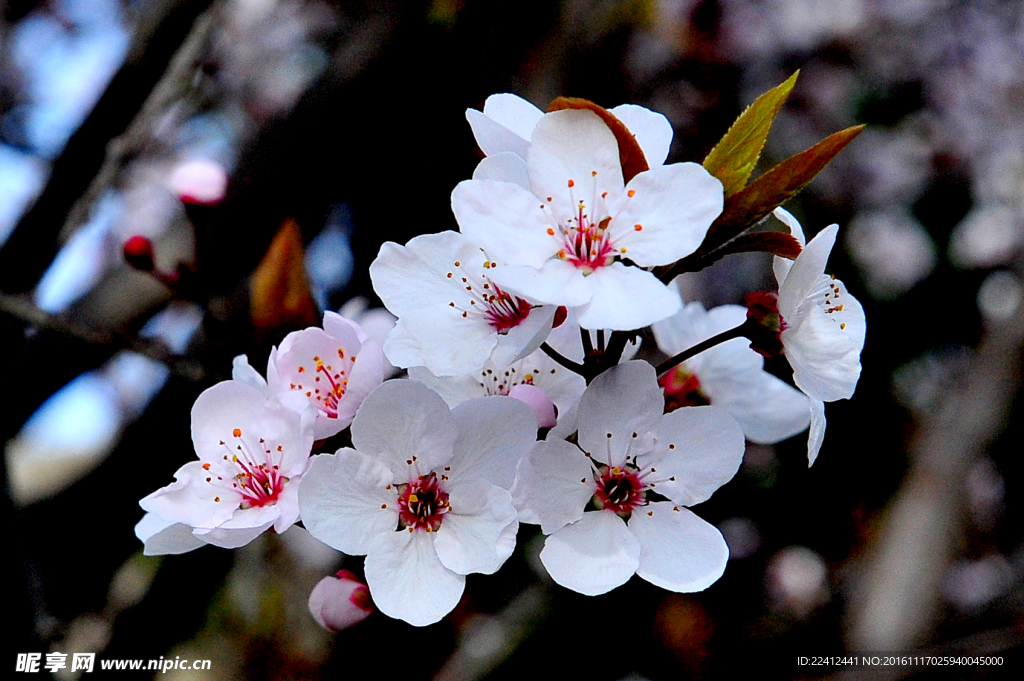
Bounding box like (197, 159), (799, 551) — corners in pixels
(289, 351), (354, 419)
(659, 365), (710, 411)
(396, 472), (450, 532)
(592, 464), (646, 518)
(205, 429), (287, 508)
(552, 201), (616, 274)
(446, 260), (532, 333)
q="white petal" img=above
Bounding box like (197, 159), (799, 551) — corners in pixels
(577, 361), (664, 467)
(231, 355), (269, 393)
(271, 477), (301, 533)
(298, 451), (397, 555)
(609, 104), (673, 167)
(573, 263), (681, 330)
(487, 260), (594, 307)
(511, 439), (593, 534)
(433, 481), (518, 575)
(473, 151), (530, 190)
(364, 529), (465, 626)
(784, 280), (865, 401)
(451, 180), (556, 269)
(630, 502), (729, 592)
(351, 380), (457, 474)
(193, 508), (277, 549)
(407, 366), (487, 407)
(450, 395), (537, 489)
(488, 303), (555, 368)
(140, 461), (237, 529)
(609, 163), (723, 266)
(774, 207), (807, 245)
(383, 313), (494, 377)
(483, 93), (544, 141)
(653, 301), (746, 356)
(527, 109), (624, 221)
(807, 398), (826, 466)
(539, 511), (640, 595)
(135, 513), (206, 556)
(777, 224), (838, 318)
(466, 108), (531, 159)
(641, 406), (744, 506)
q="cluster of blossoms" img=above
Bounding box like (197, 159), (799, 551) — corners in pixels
(137, 87), (866, 627)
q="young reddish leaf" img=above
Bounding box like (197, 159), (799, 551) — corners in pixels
(548, 96), (650, 182)
(713, 232), (802, 262)
(704, 124), (865, 249)
(250, 217), (319, 333)
(703, 71), (799, 197)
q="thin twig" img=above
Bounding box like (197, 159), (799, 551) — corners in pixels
(654, 323), (747, 375)
(540, 342), (585, 375)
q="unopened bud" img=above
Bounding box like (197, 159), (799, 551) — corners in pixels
(744, 291), (785, 357)
(308, 570), (373, 632)
(552, 306), (568, 329)
(123, 236), (155, 271)
(169, 159), (228, 205)
(508, 383), (557, 429)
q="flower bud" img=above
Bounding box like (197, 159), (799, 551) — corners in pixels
(744, 291), (785, 357)
(308, 570), (373, 632)
(123, 235), (155, 272)
(169, 159), (227, 205)
(508, 383), (558, 429)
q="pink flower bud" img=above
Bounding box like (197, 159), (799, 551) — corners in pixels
(123, 235), (155, 271)
(169, 159), (228, 205)
(308, 570), (373, 632)
(508, 383), (557, 429)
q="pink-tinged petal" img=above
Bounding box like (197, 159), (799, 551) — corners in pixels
(433, 481), (518, 575)
(608, 163), (722, 266)
(483, 93), (545, 141)
(784, 281), (865, 401)
(573, 263), (682, 330)
(140, 461), (238, 528)
(333, 339), (387, 427)
(450, 395), (536, 490)
(271, 477), (301, 533)
(193, 509), (277, 549)
(511, 440), (593, 534)
(135, 513), (206, 556)
(364, 529), (465, 627)
(508, 384), (557, 429)
(466, 108), (531, 159)
(540, 511), (640, 595)
(383, 314), (495, 377)
(639, 406), (744, 507)
(609, 104), (673, 167)
(488, 303), (555, 369)
(473, 152), (530, 190)
(777, 224), (838, 318)
(577, 361), (664, 467)
(630, 502), (729, 592)
(807, 398), (827, 466)
(298, 451), (397, 555)
(323, 310), (369, 344)
(451, 180), (555, 268)
(351, 380), (456, 474)
(527, 109), (625, 220)
(487, 260), (594, 307)
(308, 571), (373, 632)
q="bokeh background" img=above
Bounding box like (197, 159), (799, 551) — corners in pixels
(2, 0), (1022, 678)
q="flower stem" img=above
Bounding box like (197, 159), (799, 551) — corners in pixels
(540, 342), (586, 375)
(654, 322), (748, 376)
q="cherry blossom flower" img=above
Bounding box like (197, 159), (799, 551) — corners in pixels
(298, 380), (537, 626)
(513, 361), (745, 595)
(452, 109), (723, 330)
(772, 208), (866, 465)
(266, 312), (387, 440)
(138, 380), (316, 552)
(308, 570), (373, 631)
(370, 230), (556, 376)
(653, 301), (810, 444)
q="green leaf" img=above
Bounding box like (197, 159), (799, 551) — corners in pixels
(703, 72), (799, 197)
(548, 97), (650, 183)
(704, 124), (865, 249)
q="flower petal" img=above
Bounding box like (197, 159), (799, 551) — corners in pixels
(134, 513), (206, 556)
(450, 395), (537, 489)
(609, 104), (673, 167)
(483, 93), (545, 141)
(640, 406), (744, 506)
(539, 511), (640, 596)
(466, 108), (531, 159)
(473, 151), (530, 190)
(334, 338), (388, 426)
(807, 398), (826, 466)
(352, 380), (457, 474)
(433, 481), (518, 575)
(488, 303), (555, 369)
(573, 263), (682, 330)
(511, 439), (593, 534)
(527, 109), (624, 221)
(452, 179), (556, 269)
(777, 224), (838, 318)
(609, 163), (723, 266)
(630, 502), (729, 592)
(231, 355), (269, 394)
(298, 451), (397, 555)
(140, 461), (238, 529)
(364, 529), (465, 627)
(577, 361), (664, 466)
(487, 259), (594, 307)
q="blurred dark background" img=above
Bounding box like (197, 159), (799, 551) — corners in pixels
(2, 0), (1022, 678)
